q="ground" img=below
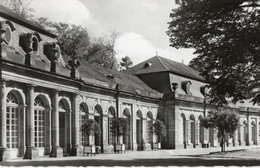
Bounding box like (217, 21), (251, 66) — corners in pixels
(1, 146), (260, 167)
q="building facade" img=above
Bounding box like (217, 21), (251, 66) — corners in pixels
(0, 5), (260, 161)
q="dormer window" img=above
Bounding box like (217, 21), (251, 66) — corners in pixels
(106, 74), (114, 79)
(1, 20), (15, 44)
(4, 25), (12, 43)
(200, 85), (209, 97)
(144, 62), (152, 68)
(181, 81), (192, 95)
(32, 36), (39, 54)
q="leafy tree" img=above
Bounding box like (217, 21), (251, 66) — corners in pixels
(82, 119), (101, 137)
(167, 0), (260, 105)
(200, 110), (239, 152)
(111, 118), (129, 137)
(87, 34), (118, 69)
(34, 17), (118, 69)
(120, 56), (133, 70)
(150, 120), (166, 143)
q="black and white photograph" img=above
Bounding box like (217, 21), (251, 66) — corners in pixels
(0, 0), (260, 167)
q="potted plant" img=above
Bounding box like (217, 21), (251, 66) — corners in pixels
(150, 120), (166, 150)
(82, 119), (101, 156)
(111, 117), (129, 153)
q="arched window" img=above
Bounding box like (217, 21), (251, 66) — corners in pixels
(190, 115), (195, 145)
(79, 104), (88, 146)
(180, 114), (186, 145)
(136, 111), (142, 148)
(251, 120), (256, 144)
(146, 112), (153, 145)
(6, 92), (19, 149)
(34, 97), (45, 148)
(108, 107), (115, 145)
(243, 120), (247, 143)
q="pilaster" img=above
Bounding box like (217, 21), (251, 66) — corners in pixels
(71, 94), (83, 156)
(50, 90), (63, 157)
(24, 85), (39, 160)
(0, 80), (9, 161)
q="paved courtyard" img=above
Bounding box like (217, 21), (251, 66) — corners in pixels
(1, 145), (260, 166)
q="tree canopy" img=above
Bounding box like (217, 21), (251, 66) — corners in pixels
(200, 110), (239, 151)
(120, 56), (133, 70)
(150, 120), (166, 142)
(167, 0), (260, 105)
(34, 17), (119, 69)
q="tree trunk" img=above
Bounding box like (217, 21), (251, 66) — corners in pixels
(221, 137), (224, 152)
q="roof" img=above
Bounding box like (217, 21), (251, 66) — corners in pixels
(0, 5), (57, 38)
(62, 57), (162, 99)
(125, 56), (205, 81)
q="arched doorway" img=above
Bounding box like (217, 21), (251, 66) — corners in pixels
(58, 99), (71, 155)
(243, 120), (247, 145)
(108, 107), (116, 146)
(190, 115), (195, 148)
(123, 109), (131, 150)
(146, 112), (153, 149)
(180, 113), (186, 148)
(79, 103), (88, 146)
(34, 94), (51, 156)
(6, 91), (25, 157)
(136, 111), (143, 150)
(199, 115), (204, 147)
(251, 120), (256, 145)
(94, 105), (103, 152)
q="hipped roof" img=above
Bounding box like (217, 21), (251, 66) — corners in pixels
(125, 56), (204, 82)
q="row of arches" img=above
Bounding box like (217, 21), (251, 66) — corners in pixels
(179, 113), (259, 148)
(78, 102), (155, 152)
(5, 88), (157, 158)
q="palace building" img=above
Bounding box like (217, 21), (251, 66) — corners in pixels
(0, 4), (260, 161)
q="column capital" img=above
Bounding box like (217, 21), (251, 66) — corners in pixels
(26, 84), (36, 90)
(0, 81), (6, 88)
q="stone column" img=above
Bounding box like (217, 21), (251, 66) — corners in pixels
(0, 80), (8, 161)
(45, 108), (52, 155)
(19, 106), (26, 157)
(195, 121), (199, 147)
(233, 129), (238, 147)
(247, 116), (250, 146)
(132, 110), (137, 151)
(51, 90), (63, 157)
(142, 118), (147, 150)
(204, 128), (209, 148)
(71, 94), (82, 156)
(24, 85), (39, 160)
(256, 118), (259, 145)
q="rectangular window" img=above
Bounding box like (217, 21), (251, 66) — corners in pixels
(6, 107), (18, 149)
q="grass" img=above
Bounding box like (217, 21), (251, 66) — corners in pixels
(204, 147), (260, 158)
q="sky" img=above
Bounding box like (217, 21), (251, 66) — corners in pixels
(30, 0), (196, 65)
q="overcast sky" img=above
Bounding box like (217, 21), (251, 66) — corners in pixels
(30, 0), (196, 65)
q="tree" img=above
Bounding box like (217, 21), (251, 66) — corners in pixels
(120, 56), (133, 70)
(9, 0), (34, 19)
(167, 0), (260, 105)
(87, 34), (118, 69)
(150, 120), (166, 143)
(52, 23), (90, 59)
(111, 118), (129, 143)
(82, 119), (101, 146)
(34, 17), (118, 69)
(200, 110), (239, 152)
